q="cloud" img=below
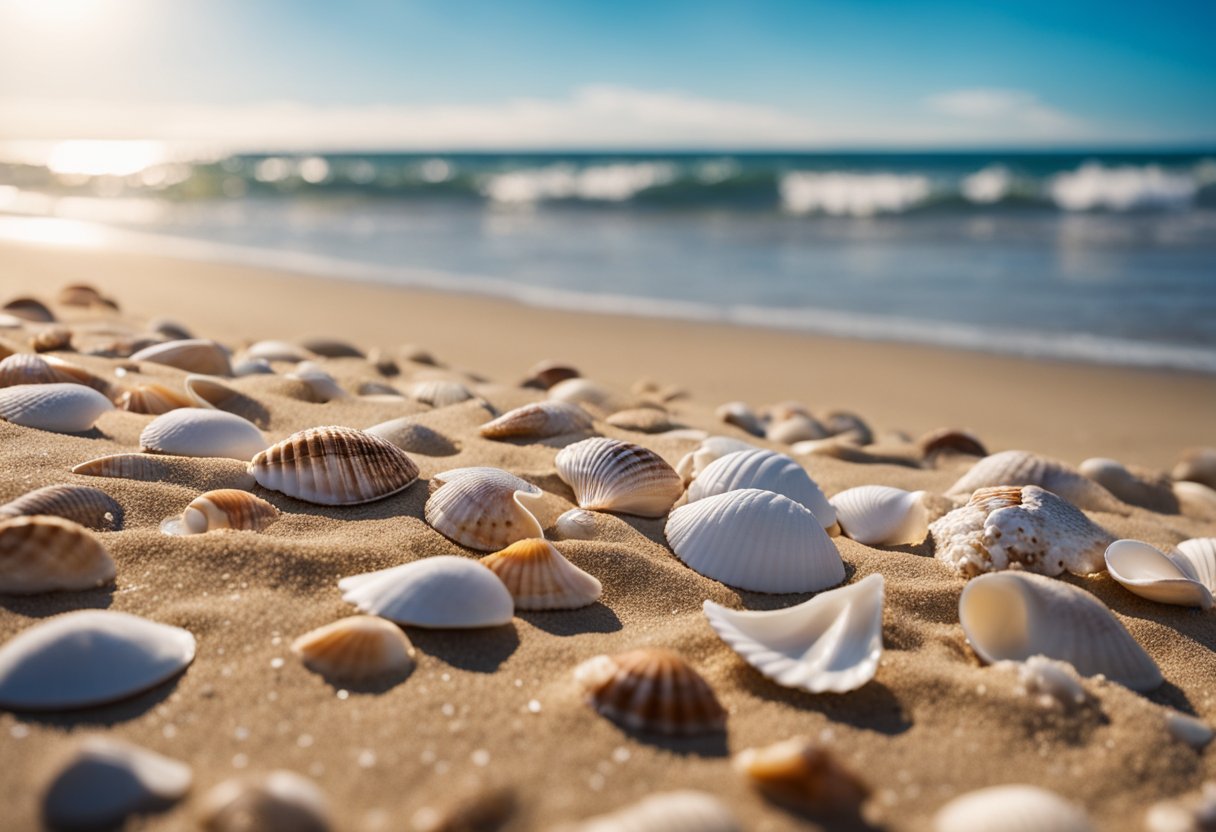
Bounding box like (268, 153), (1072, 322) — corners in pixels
(925, 88), (1086, 135)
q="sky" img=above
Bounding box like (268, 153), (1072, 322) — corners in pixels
(0, 0), (1213, 150)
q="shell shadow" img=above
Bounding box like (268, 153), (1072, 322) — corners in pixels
(762, 801), (883, 831)
(0, 586), (115, 617)
(1146, 681), (1198, 716)
(735, 665), (912, 736)
(518, 603), (622, 636)
(60, 427), (105, 440)
(407, 623), (520, 673)
(729, 562), (859, 612)
(314, 664), (415, 695)
(212, 392), (272, 430)
(603, 723), (730, 758)
(7, 672), (183, 728)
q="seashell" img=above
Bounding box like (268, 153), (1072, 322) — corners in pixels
(822, 410), (873, 445)
(1165, 710), (1213, 750)
(411, 785), (516, 832)
(0, 516), (115, 594)
(666, 488), (844, 593)
(43, 736), (192, 831)
(0, 383), (113, 432)
(0, 610), (196, 709)
(481, 538), (602, 610)
(704, 574), (883, 693)
(521, 359), (580, 390)
(687, 448), (835, 528)
(30, 325), (72, 353)
(243, 340), (314, 362)
(70, 453), (253, 491)
(831, 485), (929, 545)
(4, 296), (55, 322)
(1176, 538), (1216, 587)
(117, 382), (193, 414)
(733, 737), (870, 816)
(364, 416), (460, 456)
(674, 436), (757, 485)
(367, 347), (399, 377)
(766, 414), (828, 445)
(480, 400), (594, 440)
(357, 381), (402, 397)
(410, 379), (473, 407)
(148, 319), (192, 341)
(43, 355), (115, 398)
(1175, 480), (1216, 520)
(0, 352), (60, 386)
(340, 556), (514, 628)
(287, 363), (347, 403)
(425, 467), (545, 551)
(555, 508), (597, 540)
(1000, 655), (1091, 709)
(199, 771), (331, 832)
(959, 571), (1162, 691)
(1145, 783), (1216, 832)
(606, 407), (677, 434)
(1104, 539), (1214, 608)
(555, 437), (682, 517)
(0, 484), (123, 530)
(947, 450), (1125, 513)
(298, 337), (363, 358)
(56, 283), (108, 307)
(563, 791), (741, 832)
(548, 377), (632, 415)
(232, 357), (274, 376)
(250, 426), (419, 505)
(760, 400), (813, 423)
(1174, 447), (1216, 490)
(291, 616), (415, 681)
(715, 401), (764, 436)
(573, 648), (726, 735)
(130, 338), (231, 376)
(400, 343), (438, 365)
(1079, 457), (1178, 513)
(918, 428), (988, 467)
(141, 408), (266, 459)
(160, 489), (281, 535)
(183, 374), (242, 409)
(931, 486), (1113, 577)
(933, 785), (1094, 832)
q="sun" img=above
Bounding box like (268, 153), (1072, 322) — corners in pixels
(0, 0), (114, 28)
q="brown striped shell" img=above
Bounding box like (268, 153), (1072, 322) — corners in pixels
(573, 648), (726, 735)
(0, 516), (116, 594)
(733, 737), (871, 815)
(555, 437), (682, 517)
(291, 616), (415, 681)
(57, 284), (107, 307)
(161, 490), (280, 535)
(0, 485), (123, 531)
(30, 326), (72, 353)
(72, 453), (257, 491)
(479, 400), (594, 440)
(0, 353), (59, 387)
(117, 383), (194, 415)
(480, 539), (602, 610)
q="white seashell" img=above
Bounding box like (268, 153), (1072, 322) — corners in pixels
(674, 436), (757, 485)
(425, 467), (545, 551)
(666, 488), (844, 593)
(479, 400), (594, 439)
(933, 785), (1094, 832)
(200, 771), (331, 832)
(1174, 447), (1216, 489)
(160, 489), (281, 536)
(715, 401), (764, 436)
(0, 383), (113, 432)
(481, 538), (602, 610)
(232, 357), (274, 376)
(1165, 710), (1214, 750)
(765, 414), (828, 445)
(703, 574), (883, 693)
(0, 484), (123, 531)
(0, 516), (115, 594)
(0, 610), (196, 709)
(364, 416), (459, 456)
(244, 340), (314, 362)
(0, 352), (60, 386)
(183, 374), (245, 411)
(1175, 480), (1216, 520)
(931, 486), (1112, 577)
(548, 378), (631, 415)
(291, 616), (415, 681)
(250, 426), (419, 505)
(409, 379), (473, 407)
(286, 363), (346, 403)
(1104, 539), (1213, 608)
(555, 508), (597, 540)
(996, 655), (1090, 709)
(564, 791), (741, 832)
(959, 571), (1162, 692)
(339, 555), (514, 628)
(555, 437), (682, 517)
(1176, 538), (1216, 588)
(1078, 457), (1177, 513)
(140, 408), (266, 459)
(947, 450), (1125, 513)
(831, 485), (929, 545)
(688, 448), (835, 529)
(1145, 783), (1216, 832)
(130, 339), (231, 375)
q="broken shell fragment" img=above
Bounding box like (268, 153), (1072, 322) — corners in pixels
(250, 426), (419, 505)
(555, 437), (682, 517)
(291, 616), (415, 681)
(574, 648), (726, 735)
(481, 538), (602, 610)
(339, 556), (514, 628)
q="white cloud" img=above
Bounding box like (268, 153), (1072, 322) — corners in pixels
(925, 88), (1086, 135)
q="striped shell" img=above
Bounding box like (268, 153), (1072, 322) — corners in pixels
(0, 353), (59, 386)
(674, 436), (757, 485)
(117, 383), (193, 415)
(1104, 538), (1215, 608)
(555, 508), (597, 540)
(565, 792), (740, 832)
(574, 648), (726, 735)
(687, 448), (835, 528)
(831, 485), (929, 545)
(734, 737), (870, 815)
(425, 467), (545, 551)
(73, 453), (257, 491)
(479, 400), (594, 440)
(141, 408), (266, 460)
(481, 539), (602, 610)
(947, 450), (1125, 513)
(339, 556), (514, 628)
(555, 437), (682, 517)
(160, 489), (281, 535)
(0, 383), (113, 432)
(129, 339), (231, 376)
(250, 426), (418, 506)
(0, 516), (116, 594)
(934, 785), (1094, 832)
(0, 484), (122, 531)
(199, 771), (331, 832)
(409, 379), (473, 407)
(43, 356), (116, 398)
(291, 616), (415, 681)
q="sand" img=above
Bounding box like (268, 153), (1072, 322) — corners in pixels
(0, 240), (1214, 831)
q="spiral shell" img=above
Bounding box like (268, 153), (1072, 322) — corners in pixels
(831, 485), (929, 545)
(933, 785), (1094, 832)
(0, 484), (123, 531)
(555, 437), (682, 517)
(117, 383), (193, 415)
(479, 400), (594, 440)
(160, 489), (281, 535)
(687, 448), (835, 528)
(0, 383), (113, 433)
(291, 616), (415, 681)
(481, 539), (602, 610)
(425, 467), (545, 551)
(141, 408), (266, 460)
(250, 426), (419, 505)
(340, 556), (514, 628)
(0, 516), (115, 595)
(130, 339), (231, 376)
(947, 450), (1125, 513)
(574, 648), (726, 736)
(734, 737), (870, 815)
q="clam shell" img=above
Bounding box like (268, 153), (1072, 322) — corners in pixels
(947, 450), (1125, 513)
(521, 359), (579, 390)
(298, 337), (363, 358)
(931, 486), (1113, 577)
(0, 610), (196, 709)
(184, 374), (243, 409)
(0, 353), (60, 386)
(1104, 539), (1214, 608)
(57, 283), (108, 307)
(933, 785), (1094, 832)
(918, 428), (988, 466)
(0, 383), (113, 432)
(339, 555), (514, 628)
(410, 379), (473, 407)
(291, 616), (415, 681)
(687, 448), (835, 529)
(606, 407), (676, 434)
(715, 401), (764, 436)
(130, 339), (231, 376)
(244, 340), (314, 362)
(148, 319), (192, 341)
(1174, 447), (1216, 490)
(0, 484), (123, 530)
(666, 488), (844, 594)
(704, 573), (883, 693)
(555, 508), (597, 540)
(548, 378), (632, 415)
(564, 791), (740, 832)
(1175, 480), (1216, 520)
(573, 648), (726, 735)
(364, 416), (460, 456)
(733, 737), (870, 815)
(232, 357), (274, 376)
(959, 571), (1162, 691)
(141, 408), (266, 459)
(1079, 457), (1178, 513)
(674, 436), (757, 485)
(481, 538), (602, 610)
(30, 325), (72, 353)
(4, 296), (55, 322)
(479, 400), (594, 440)
(831, 485), (928, 545)
(287, 364), (347, 403)
(117, 382), (194, 415)
(766, 414), (828, 445)
(250, 426), (419, 505)
(161, 489), (281, 535)
(0, 515), (115, 595)
(425, 467), (545, 551)
(199, 771), (331, 832)
(555, 437), (682, 517)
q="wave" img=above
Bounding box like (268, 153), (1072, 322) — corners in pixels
(778, 172), (932, 217)
(1049, 162), (1198, 211)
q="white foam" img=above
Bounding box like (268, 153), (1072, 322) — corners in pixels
(779, 171), (931, 217)
(962, 165), (1012, 204)
(481, 162), (675, 205)
(1050, 163), (1197, 211)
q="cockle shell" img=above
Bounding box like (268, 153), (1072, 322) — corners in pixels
(117, 383), (194, 415)
(0, 383), (113, 433)
(243, 340), (314, 362)
(425, 467), (545, 551)
(160, 489), (281, 536)
(555, 437), (682, 517)
(0, 352), (59, 386)
(1103, 538), (1215, 608)
(555, 508), (597, 540)
(687, 448), (835, 528)
(30, 325), (72, 353)
(548, 378), (632, 415)
(291, 616), (416, 681)
(734, 737), (870, 815)
(674, 436), (757, 485)
(1078, 457), (1178, 513)
(931, 486), (1113, 577)
(563, 791), (741, 832)
(0, 610), (196, 709)
(704, 573), (883, 693)
(480, 400), (595, 440)
(0, 516), (115, 595)
(141, 408), (266, 460)
(199, 771), (331, 832)
(959, 571), (1162, 692)
(715, 401), (764, 436)
(918, 428), (988, 467)
(409, 379), (473, 407)
(831, 485), (929, 545)
(933, 785), (1094, 832)
(481, 538), (602, 610)
(766, 414), (828, 445)
(250, 426), (419, 505)
(339, 556), (514, 628)
(666, 488), (844, 593)
(947, 450), (1126, 513)
(574, 648), (726, 735)
(0, 484), (123, 531)
(130, 339), (231, 376)
(1174, 448), (1216, 490)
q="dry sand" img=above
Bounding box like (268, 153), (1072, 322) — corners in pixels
(0, 240), (1213, 831)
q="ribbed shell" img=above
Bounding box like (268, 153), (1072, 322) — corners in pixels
(1078, 457), (1178, 513)
(666, 488), (844, 594)
(199, 772), (331, 832)
(0, 484), (123, 531)
(734, 737), (870, 815)
(555, 437), (682, 517)
(1104, 539), (1214, 608)
(0, 516), (115, 594)
(250, 426), (419, 506)
(479, 400), (594, 439)
(339, 556), (514, 628)
(481, 539), (602, 610)
(162, 489), (281, 535)
(574, 648), (726, 735)
(688, 448), (835, 528)
(933, 785), (1094, 832)
(831, 485), (929, 545)
(424, 467), (545, 551)
(129, 339), (231, 376)
(0, 353), (59, 386)
(291, 616), (415, 681)
(1176, 538), (1216, 588)
(947, 450), (1125, 513)
(117, 383), (194, 415)
(566, 791), (741, 832)
(555, 508), (597, 540)
(72, 453), (175, 482)
(0, 383), (113, 432)
(674, 436), (757, 485)
(141, 408), (266, 460)
(409, 379), (473, 407)
(959, 571), (1162, 692)
(44, 356), (117, 398)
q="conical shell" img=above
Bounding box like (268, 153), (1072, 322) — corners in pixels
(0, 610), (196, 709)
(364, 416), (459, 456)
(0, 515), (116, 594)
(548, 378), (632, 415)
(425, 467), (545, 551)
(688, 448), (835, 528)
(0, 383), (113, 432)
(666, 488), (844, 594)
(831, 485), (929, 545)
(933, 785), (1094, 832)
(1104, 539), (1214, 608)
(161, 489), (281, 535)
(130, 339), (231, 376)
(0, 484), (123, 530)
(250, 426), (419, 505)
(674, 436), (757, 485)
(574, 648), (726, 735)
(199, 771), (331, 832)
(1173, 447), (1216, 490)
(564, 791), (740, 832)
(1079, 457), (1178, 513)
(339, 555), (514, 628)
(117, 383), (194, 415)
(479, 400), (594, 439)
(703, 574), (883, 693)
(715, 401), (765, 436)
(410, 379), (473, 407)
(291, 616), (416, 681)
(947, 450), (1125, 513)
(555, 437), (682, 517)
(481, 538), (602, 610)
(733, 737), (870, 815)
(141, 408), (266, 460)
(555, 508), (597, 540)
(0, 353), (59, 386)
(959, 571), (1162, 691)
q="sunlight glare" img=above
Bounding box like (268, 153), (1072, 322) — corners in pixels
(46, 140), (167, 177)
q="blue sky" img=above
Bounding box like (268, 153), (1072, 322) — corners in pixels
(0, 0), (1212, 148)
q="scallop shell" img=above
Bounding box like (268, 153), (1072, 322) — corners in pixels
(291, 616), (416, 681)
(0, 610), (196, 709)
(733, 737), (870, 815)
(555, 437), (682, 517)
(674, 436), (757, 485)
(339, 556), (514, 628)
(117, 383), (194, 415)
(160, 489), (281, 535)
(1078, 457), (1178, 513)
(606, 407), (677, 434)
(555, 508), (597, 540)
(0, 353), (59, 386)
(0, 516), (115, 594)
(250, 426), (419, 505)
(715, 401), (764, 436)
(687, 448), (836, 529)
(521, 359), (580, 390)
(30, 325), (72, 353)
(947, 450), (1125, 513)
(831, 485), (929, 545)
(918, 428), (988, 467)
(1103, 539), (1214, 608)
(243, 340), (314, 362)
(931, 486), (1113, 577)
(666, 488), (844, 594)
(130, 339), (231, 376)
(933, 785), (1094, 832)
(364, 416), (460, 456)
(0, 383), (113, 432)
(141, 408), (266, 460)
(425, 467), (545, 551)
(548, 378), (632, 415)
(0, 484), (123, 530)
(410, 379), (473, 407)
(1174, 447), (1216, 490)
(481, 538), (602, 610)
(959, 571), (1162, 691)
(573, 648), (726, 735)
(766, 414), (828, 445)
(199, 771), (331, 832)
(564, 791), (740, 832)
(479, 400), (594, 439)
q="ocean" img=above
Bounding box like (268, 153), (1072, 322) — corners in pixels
(2, 148), (1215, 372)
